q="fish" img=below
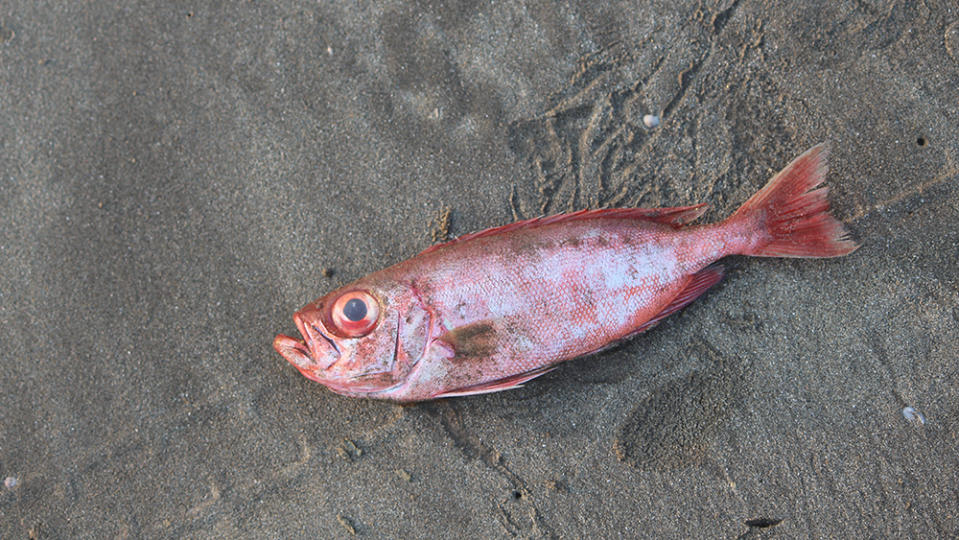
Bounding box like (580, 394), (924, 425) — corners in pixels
(274, 144), (857, 402)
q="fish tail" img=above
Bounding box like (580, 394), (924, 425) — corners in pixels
(727, 144), (859, 258)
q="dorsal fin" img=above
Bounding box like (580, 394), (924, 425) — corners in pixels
(419, 203), (708, 256)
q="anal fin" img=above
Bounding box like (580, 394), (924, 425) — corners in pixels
(432, 365), (558, 399)
(630, 264), (725, 336)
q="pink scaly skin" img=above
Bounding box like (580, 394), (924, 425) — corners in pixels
(274, 144), (858, 402)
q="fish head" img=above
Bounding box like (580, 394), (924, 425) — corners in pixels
(273, 279), (430, 398)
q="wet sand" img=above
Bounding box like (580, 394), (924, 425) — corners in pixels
(2, 2), (958, 537)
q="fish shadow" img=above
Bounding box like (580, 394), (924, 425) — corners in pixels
(613, 338), (749, 471)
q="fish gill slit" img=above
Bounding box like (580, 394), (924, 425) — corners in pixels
(392, 317), (402, 366)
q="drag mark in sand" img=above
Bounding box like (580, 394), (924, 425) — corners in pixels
(336, 439), (364, 462)
(280, 433), (312, 476)
(844, 165), (959, 223)
(507, 11), (744, 221)
(425, 401), (551, 538)
(508, 46), (675, 217)
(186, 482), (221, 518)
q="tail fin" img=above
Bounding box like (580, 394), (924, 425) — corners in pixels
(729, 144), (858, 258)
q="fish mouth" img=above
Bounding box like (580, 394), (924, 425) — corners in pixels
(273, 311), (340, 376)
(273, 333), (313, 370)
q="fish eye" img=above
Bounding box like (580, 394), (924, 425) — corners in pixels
(331, 290), (380, 337)
(342, 298), (367, 321)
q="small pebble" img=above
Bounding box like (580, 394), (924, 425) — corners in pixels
(337, 514), (357, 535)
(643, 114), (660, 128)
(546, 479), (567, 492)
(4, 476), (17, 489)
(902, 406), (925, 425)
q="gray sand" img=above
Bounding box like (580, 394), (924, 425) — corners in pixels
(2, 1), (958, 537)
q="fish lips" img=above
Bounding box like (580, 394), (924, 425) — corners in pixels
(273, 311), (340, 377)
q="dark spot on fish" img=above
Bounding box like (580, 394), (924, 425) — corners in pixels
(501, 319), (522, 335)
(440, 321), (498, 360)
(508, 231), (549, 258)
(561, 237), (582, 248)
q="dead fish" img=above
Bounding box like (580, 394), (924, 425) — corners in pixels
(274, 145), (857, 402)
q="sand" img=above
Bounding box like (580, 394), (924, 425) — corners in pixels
(2, 1), (957, 537)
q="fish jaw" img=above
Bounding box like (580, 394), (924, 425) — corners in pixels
(273, 309), (340, 381)
(273, 333), (314, 372)
(293, 309), (340, 369)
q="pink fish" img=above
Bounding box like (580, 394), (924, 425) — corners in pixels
(274, 145), (857, 402)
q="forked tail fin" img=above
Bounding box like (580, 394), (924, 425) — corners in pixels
(729, 144), (858, 258)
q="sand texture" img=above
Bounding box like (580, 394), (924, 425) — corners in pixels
(2, 1), (958, 537)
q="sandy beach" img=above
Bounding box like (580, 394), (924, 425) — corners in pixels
(2, 1), (957, 537)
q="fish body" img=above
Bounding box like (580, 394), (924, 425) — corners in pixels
(274, 145), (857, 402)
